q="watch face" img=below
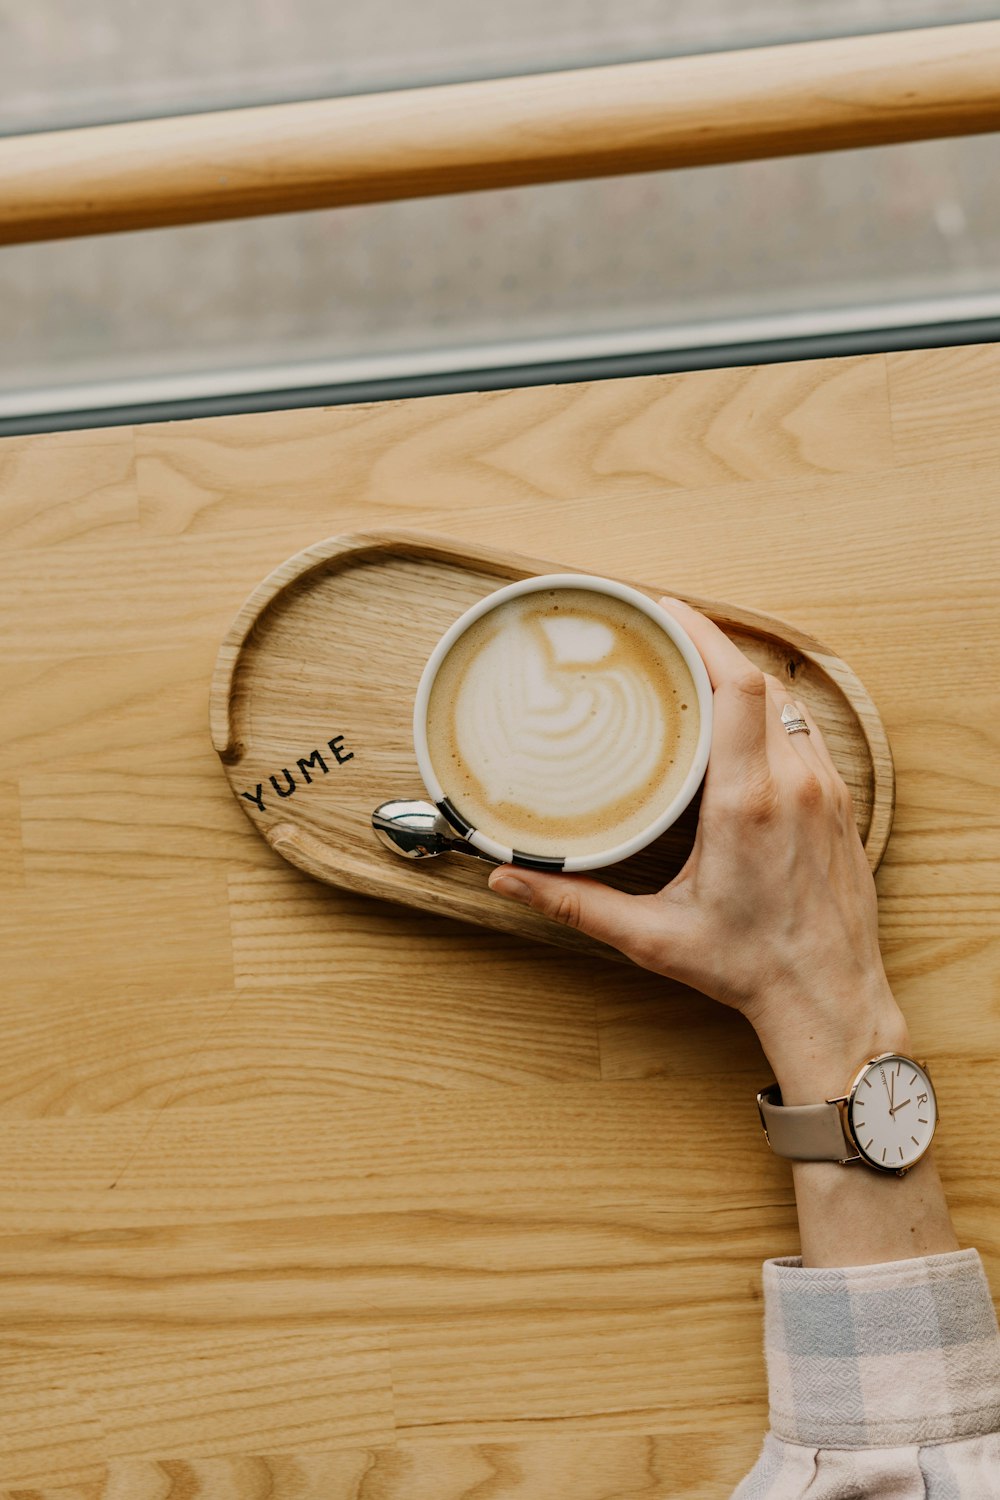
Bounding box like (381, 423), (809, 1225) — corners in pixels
(847, 1055), (937, 1171)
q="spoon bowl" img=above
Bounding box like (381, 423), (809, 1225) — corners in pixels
(372, 799), (494, 863)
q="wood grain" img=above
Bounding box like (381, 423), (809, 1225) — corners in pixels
(0, 1434), (769, 1500)
(0, 782), (23, 890)
(0, 434), (136, 549)
(133, 357), (895, 536)
(1, 22), (999, 244)
(0, 1432), (766, 1500)
(888, 343), (1000, 467)
(0, 1330), (396, 1478)
(1, 345), (998, 1491)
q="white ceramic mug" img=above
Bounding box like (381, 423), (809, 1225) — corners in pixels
(413, 573), (713, 872)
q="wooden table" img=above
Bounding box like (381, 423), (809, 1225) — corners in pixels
(1, 345), (997, 1495)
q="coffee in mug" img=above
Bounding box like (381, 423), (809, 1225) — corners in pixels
(413, 575), (713, 872)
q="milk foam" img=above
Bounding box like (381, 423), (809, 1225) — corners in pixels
(426, 588), (700, 858)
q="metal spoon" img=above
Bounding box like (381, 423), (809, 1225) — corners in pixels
(372, 799), (495, 863)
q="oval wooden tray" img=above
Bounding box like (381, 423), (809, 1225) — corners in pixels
(211, 530), (894, 962)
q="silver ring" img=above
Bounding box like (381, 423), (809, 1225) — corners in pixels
(780, 703), (811, 736)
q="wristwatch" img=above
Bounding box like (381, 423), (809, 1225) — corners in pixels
(757, 1052), (938, 1175)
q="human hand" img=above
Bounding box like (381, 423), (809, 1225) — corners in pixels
(487, 598), (908, 1098)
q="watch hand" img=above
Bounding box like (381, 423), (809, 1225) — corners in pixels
(888, 1071), (895, 1112)
(890, 1097), (911, 1116)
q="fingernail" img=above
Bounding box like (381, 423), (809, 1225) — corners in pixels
(659, 595), (681, 606)
(488, 872), (532, 904)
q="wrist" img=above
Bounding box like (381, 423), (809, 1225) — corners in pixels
(754, 981), (911, 1106)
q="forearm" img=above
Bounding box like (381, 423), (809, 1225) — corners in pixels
(757, 984), (959, 1269)
(788, 1151), (959, 1268)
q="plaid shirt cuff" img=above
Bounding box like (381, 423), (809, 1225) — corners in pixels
(763, 1248), (1000, 1448)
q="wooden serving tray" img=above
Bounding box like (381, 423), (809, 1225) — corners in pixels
(210, 530), (894, 963)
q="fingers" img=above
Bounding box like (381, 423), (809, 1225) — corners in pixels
(762, 674), (824, 775)
(487, 865), (673, 966)
(659, 597), (761, 692)
(661, 598), (844, 796)
(762, 674), (844, 789)
(789, 696), (844, 787)
(659, 597), (768, 782)
(761, 674), (800, 766)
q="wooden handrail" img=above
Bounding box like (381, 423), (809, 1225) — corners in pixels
(2, 20), (999, 245)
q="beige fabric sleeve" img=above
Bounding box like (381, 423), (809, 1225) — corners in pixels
(757, 1084), (855, 1161)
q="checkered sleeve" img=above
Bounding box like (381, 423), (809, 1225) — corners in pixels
(732, 1249), (1000, 1498)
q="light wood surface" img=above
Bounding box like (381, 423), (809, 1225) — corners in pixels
(1, 346), (998, 1493)
(2, 21), (1000, 244)
(210, 529), (894, 959)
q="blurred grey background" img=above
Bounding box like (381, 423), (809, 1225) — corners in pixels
(1, 0), (999, 416)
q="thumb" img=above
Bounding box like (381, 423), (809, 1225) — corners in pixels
(487, 864), (661, 962)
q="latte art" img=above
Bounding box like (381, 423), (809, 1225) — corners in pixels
(425, 588), (701, 858)
(459, 616), (665, 818)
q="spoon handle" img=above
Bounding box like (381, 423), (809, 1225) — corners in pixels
(450, 840), (497, 864)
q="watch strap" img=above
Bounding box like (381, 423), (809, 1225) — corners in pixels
(757, 1083), (856, 1162)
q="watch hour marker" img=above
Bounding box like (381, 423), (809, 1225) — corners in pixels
(882, 1147), (887, 1162)
(909, 1072), (917, 1085)
(865, 1078), (872, 1088)
(865, 1138), (874, 1149)
(899, 1146), (904, 1160)
(911, 1136), (919, 1146)
(918, 1118), (928, 1124)
(896, 1062), (901, 1076)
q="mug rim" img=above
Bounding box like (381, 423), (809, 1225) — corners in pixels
(412, 573), (713, 872)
